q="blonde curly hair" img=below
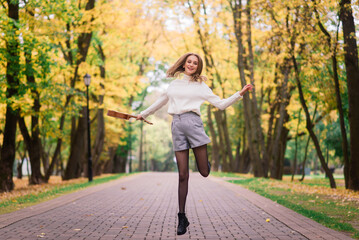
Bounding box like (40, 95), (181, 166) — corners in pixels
(166, 53), (207, 82)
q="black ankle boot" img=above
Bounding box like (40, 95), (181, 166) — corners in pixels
(177, 212), (190, 235)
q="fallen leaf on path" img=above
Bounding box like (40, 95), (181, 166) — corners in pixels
(266, 218), (270, 222)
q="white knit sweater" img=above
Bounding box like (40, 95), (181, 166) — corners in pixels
(140, 74), (243, 118)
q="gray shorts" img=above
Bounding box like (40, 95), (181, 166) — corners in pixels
(171, 112), (211, 151)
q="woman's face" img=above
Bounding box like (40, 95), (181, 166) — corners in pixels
(183, 55), (199, 75)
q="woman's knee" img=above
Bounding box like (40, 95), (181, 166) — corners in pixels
(178, 172), (189, 182)
(199, 170), (209, 178)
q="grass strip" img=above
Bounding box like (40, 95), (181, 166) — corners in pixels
(230, 180), (357, 234)
(0, 173), (131, 215)
(211, 172), (359, 239)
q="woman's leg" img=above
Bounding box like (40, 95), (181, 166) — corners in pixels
(193, 144), (210, 177)
(176, 149), (189, 213)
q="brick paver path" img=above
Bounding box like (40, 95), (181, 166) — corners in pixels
(0, 172), (353, 240)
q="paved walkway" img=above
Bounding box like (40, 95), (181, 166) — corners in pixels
(0, 172), (353, 240)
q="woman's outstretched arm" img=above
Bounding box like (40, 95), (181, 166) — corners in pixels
(136, 92), (169, 120)
(204, 84), (253, 110)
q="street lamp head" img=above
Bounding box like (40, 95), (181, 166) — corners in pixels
(84, 73), (91, 86)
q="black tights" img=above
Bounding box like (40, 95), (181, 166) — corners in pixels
(176, 144), (210, 213)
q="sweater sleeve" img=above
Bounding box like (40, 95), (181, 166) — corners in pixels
(202, 83), (243, 110)
(140, 92), (169, 118)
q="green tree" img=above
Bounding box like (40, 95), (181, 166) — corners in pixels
(0, 0), (20, 192)
(339, 0), (359, 190)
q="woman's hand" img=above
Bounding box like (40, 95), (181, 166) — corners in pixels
(136, 114), (153, 125)
(136, 114), (144, 121)
(239, 84), (253, 96)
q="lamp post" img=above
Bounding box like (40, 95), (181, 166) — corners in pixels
(144, 130), (147, 171)
(84, 73), (93, 182)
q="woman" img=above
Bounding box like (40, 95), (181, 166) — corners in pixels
(136, 53), (253, 235)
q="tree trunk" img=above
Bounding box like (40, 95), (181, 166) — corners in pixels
(136, 89), (149, 172)
(299, 104), (317, 182)
(214, 111), (228, 171)
(44, 105), (68, 181)
(163, 144), (175, 171)
(64, 107), (87, 180)
(92, 44), (106, 175)
(234, 140), (241, 172)
(16, 159), (24, 179)
(245, 0), (269, 176)
(339, 0), (359, 191)
(48, 24), (75, 182)
(270, 107), (290, 180)
(299, 135), (311, 182)
(18, 118), (44, 184)
(56, 151), (63, 176)
(239, 148), (251, 173)
(103, 148), (114, 174)
(207, 106), (220, 171)
(292, 55), (336, 188)
(139, 121), (144, 171)
(92, 95), (105, 176)
(18, 46), (45, 185)
(270, 64), (291, 179)
(222, 111), (235, 171)
(292, 109), (302, 181)
(0, 0), (20, 192)
(278, 124), (289, 179)
(313, 0), (350, 188)
(238, 127), (251, 173)
(16, 143), (26, 179)
(266, 88), (279, 172)
(65, 0), (96, 179)
(108, 147), (116, 173)
(230, 0), (265, 177)
(332, 53), (350, 187)
(113, 145), (127, 173)
(128, 122), (133, 173)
